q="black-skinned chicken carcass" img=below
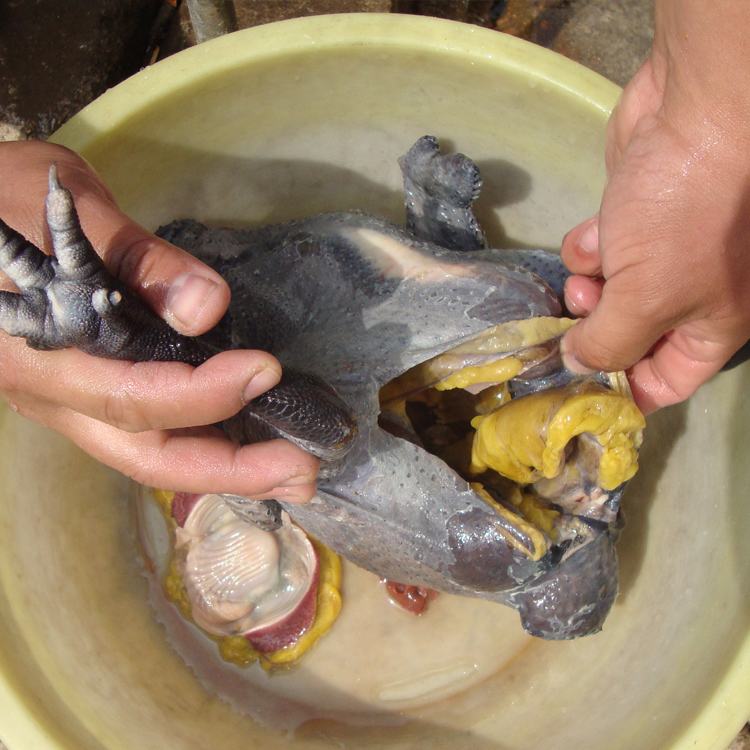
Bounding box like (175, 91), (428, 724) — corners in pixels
(0, 136), (645, 668)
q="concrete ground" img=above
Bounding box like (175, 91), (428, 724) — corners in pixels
(0, 2), (747, 750)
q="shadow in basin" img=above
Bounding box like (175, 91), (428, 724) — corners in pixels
(615, 401), (688, 601)
(474, 158), (535, 250)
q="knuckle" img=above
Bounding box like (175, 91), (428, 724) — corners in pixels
(111, 436), (167, 487)
(633, 290), (668, 321)
(114, 236), (157, 287)
(102, 362), (192, 433)
(0, 369), (24, 400)
(102, 383), (153, 433)
(118, 454), (160, 487)
(566, 325), (626, 373)
(579, 338), (627, 372)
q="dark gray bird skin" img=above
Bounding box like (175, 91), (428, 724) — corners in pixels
(0, 136), (623, 639)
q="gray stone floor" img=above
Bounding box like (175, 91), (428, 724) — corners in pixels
(0, 1), (747, 749)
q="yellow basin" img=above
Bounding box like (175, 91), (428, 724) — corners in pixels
(0, 13), (748, 750)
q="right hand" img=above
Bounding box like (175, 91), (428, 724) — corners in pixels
(560, 0), (750, 414)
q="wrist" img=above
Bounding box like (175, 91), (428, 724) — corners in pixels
(654, 0), (750, 145)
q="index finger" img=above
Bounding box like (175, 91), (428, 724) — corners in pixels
(0, 341), (282, 434)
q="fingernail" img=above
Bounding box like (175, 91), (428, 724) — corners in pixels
(561, 350), (596, 375)
(270, 485), (313, 503)
(578, 222), (599, 254)
(167, 273), (220, 327)
(278, 472), (315, 488)
(560, 334), (596, 375)
(242, 365), (280, 404)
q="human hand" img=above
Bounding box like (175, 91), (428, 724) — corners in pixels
(560, 0), (750, 415)
(0, 140), (319, 500)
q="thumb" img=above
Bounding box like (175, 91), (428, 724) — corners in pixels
(560, 282), (666, 374)
(79, 202), (230, 337)
(0, 140), (230, 337)
(53, 161), (230, 338)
